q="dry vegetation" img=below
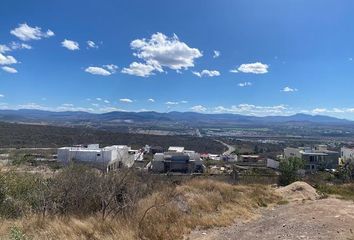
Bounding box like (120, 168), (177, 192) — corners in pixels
(0, 168), (280, 240)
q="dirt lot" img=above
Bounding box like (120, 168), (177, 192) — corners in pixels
(188, 196), (354, 240)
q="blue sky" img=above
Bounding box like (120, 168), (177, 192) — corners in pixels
(1, 0), (354, 118)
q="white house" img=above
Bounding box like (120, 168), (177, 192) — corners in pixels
(57, 144), (142, 171)
(340, 147), (354, 164)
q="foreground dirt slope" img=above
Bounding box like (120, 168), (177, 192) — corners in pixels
(188, 182), (354, 240)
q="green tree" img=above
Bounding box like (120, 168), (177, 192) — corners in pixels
(335, 162), (354, 182)
(279, 157), (304, 186)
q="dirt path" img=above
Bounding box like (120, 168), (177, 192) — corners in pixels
(187, 198), (354, 240)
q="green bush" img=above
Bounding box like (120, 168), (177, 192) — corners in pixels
(279, 157), (304, 186)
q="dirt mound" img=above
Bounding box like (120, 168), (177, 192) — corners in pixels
(276, 181), (319, 201)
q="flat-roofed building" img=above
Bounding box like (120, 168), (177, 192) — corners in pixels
(151, 149), (204, 174)
(284, 145), (339, 171)
(57, 144), (141, 171)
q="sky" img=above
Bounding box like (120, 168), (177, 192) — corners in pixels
(1, 0), (354, 118)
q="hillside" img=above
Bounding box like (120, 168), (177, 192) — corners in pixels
(0, 109), (351, 126)
(0, 121), (224, 153)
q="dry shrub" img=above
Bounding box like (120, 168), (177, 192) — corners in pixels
(136, 179), (280, 240)
(0, 178), (280, 240)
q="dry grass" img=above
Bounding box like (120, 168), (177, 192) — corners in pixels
(0, 179), (280, 240)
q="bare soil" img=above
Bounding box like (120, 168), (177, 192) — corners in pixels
(187, 198), (354, 240)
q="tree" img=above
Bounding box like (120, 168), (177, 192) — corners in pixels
(279, 157), (304, 186)
(335, 162), (354, 182)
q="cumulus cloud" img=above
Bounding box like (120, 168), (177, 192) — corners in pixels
(191, 105), (207, 112)
(121, 62), (155, 77)
(96, 98), (102, 101)
(213, 50), (220, 58)
(192, 69), (220, 77)
(104, 100), (110, 104)
(61, 39), (79, 50)
(0, 53), (17, 65)
(0, 42), (31, 54)
(85, 66), (111, 76)
(0, 45), (11, 53)
(238, 82), (252, 87)
(120, 98), (133, 103)
(232, 62), (269, 74)
(214, 104), (288, 116)
(87, 40), (98, 48)
(85, 64), (118, 76)
(281, 86), (298, 92)
(123, 32), (202, 77)
(148, 98), (155, 102)
(10, 23), (54, 41)
(10, 42), (32, 50)
(2, 66), (17, 73)
(103, 64), (118, 73)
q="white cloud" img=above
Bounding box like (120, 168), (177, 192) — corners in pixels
(122, 62), (155, 77)
(61, 103), (74, 107)
(123, 32), (202, 77)
(10, 23), (54, 41)
(229, 69), (238, 73)
(120, 98), (133, 103)
(238, 82), (252, 87)
(0, 94), (4, 98)
(148, 98), (155, 102)
(312, 108), (328, 114)
(236, 62), (269, 74)
(192, 69), (220, 77)
(96, 98), (102, 101)
(61, 39), (79, 50)
(213, 50), (220, 58)
(310, 107), (354, 114)
(18, 102), (47, 110)
(98, 107), (125, 112)
(180, 100), (188, 104)
(85, 64), (118, 76)
(0, 45), (11, 53)
(0, 42), (31, 55)
(0, 53), (17, 65)
(87, 40), (98, 49)
(281, 86), (298, 92)
(10, 42), (32, 50)
(104, 100), (110, 104)
(103, 64), (118, 73)
(191, 105), (207, 112)
(2, 66), (18, 73)
(214, 104), (288, 116)
(85, 67), (111, 76)
(165, 101), (179, 105)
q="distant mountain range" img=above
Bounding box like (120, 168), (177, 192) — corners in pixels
(0, 109), (351, 126)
